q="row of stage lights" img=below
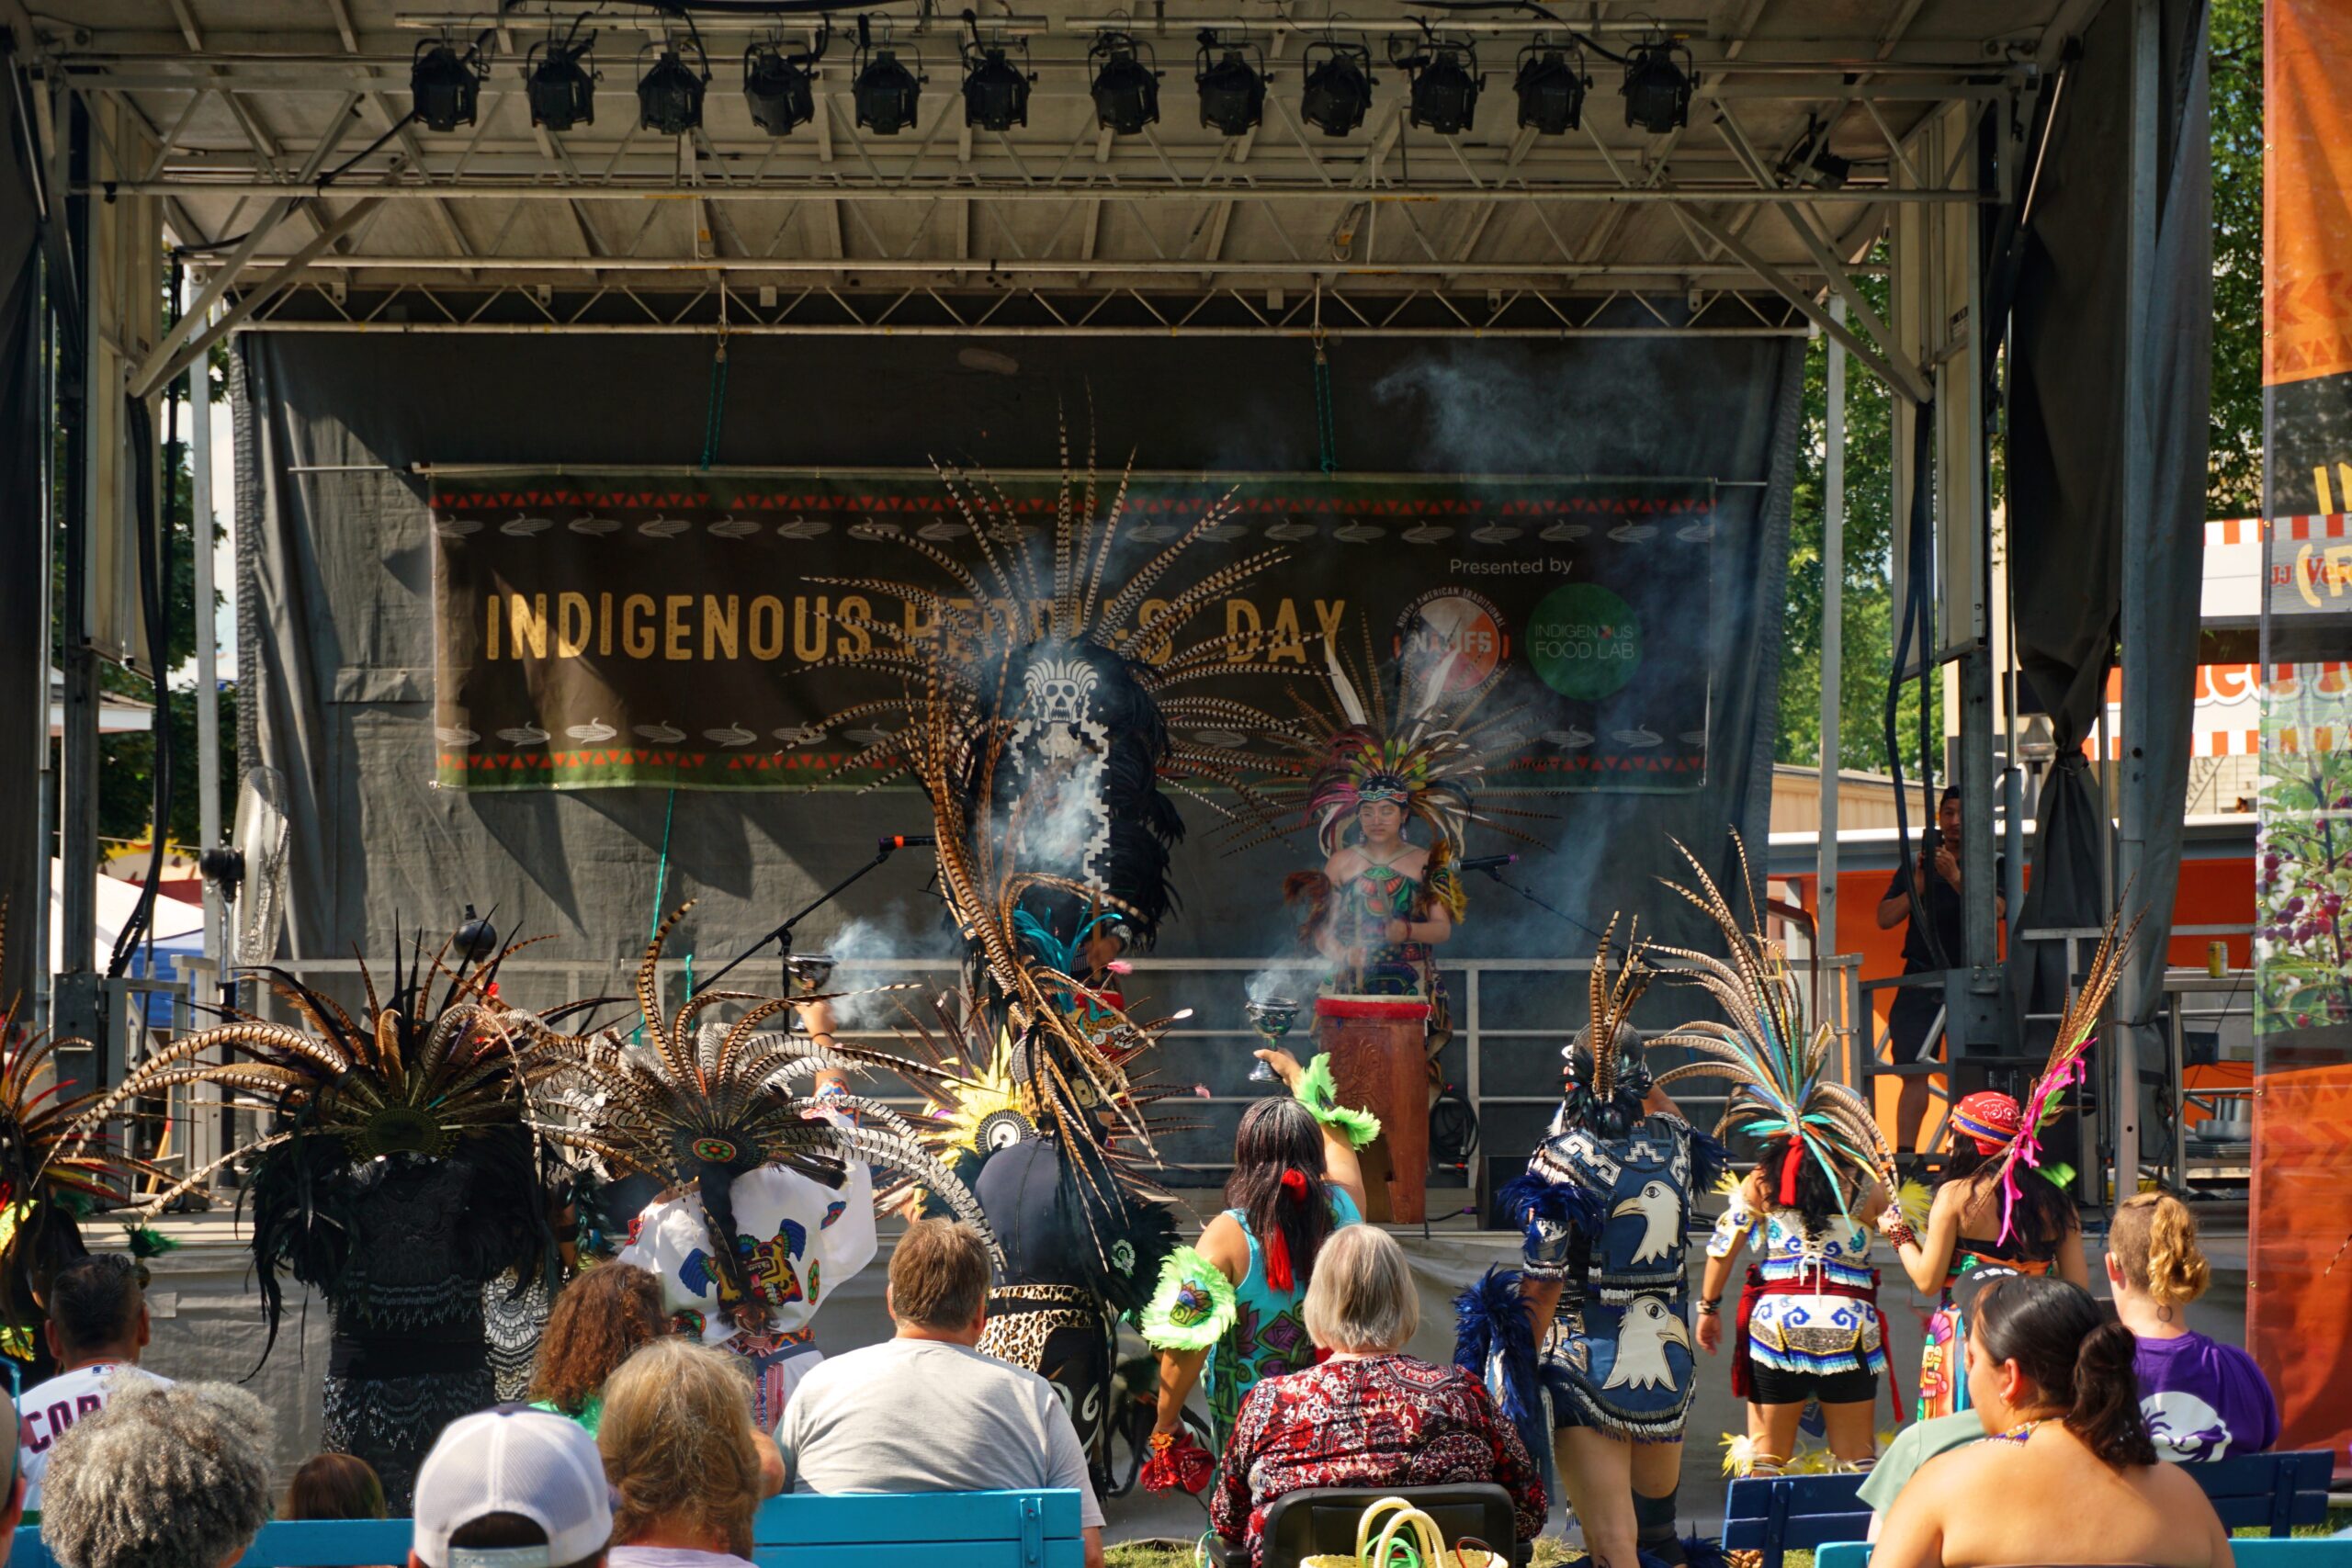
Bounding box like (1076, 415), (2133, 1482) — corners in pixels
(406, 17), (1697, 142)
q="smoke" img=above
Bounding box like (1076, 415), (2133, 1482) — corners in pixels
(811, 904), (963, 1031)
(1368, 341), (1687, 478)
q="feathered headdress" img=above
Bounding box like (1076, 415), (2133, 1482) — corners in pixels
(803, 420), (1300, 946)
(522, 904), (998, 1315)
(0, 910), (169, 1359)
(1558, 914), (1659, 1133)
(880, 986), (1191, 1310)
(1981, 904), (2138, 1240)
(1645, 837), (1895, 1212)
(1229, 627), (1538, 880)
(67, 929), (571, 1355)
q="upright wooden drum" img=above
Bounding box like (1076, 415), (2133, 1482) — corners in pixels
(1313, 994), (1430, 1223)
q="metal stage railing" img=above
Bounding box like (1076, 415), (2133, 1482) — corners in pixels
(155, 951), (1870, 1211)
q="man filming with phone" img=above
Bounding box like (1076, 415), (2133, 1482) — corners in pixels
(1876, 784), (2005, 1167)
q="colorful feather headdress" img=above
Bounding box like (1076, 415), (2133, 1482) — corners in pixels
(1983, 903), (2140, 1240)
(802, 420), (1301, 946)
(521, 904), (998, 1313)
(1645, 836), (1896, 1212)
(1227, 626), (1538, 874)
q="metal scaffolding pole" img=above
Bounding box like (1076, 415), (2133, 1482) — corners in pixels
(189, 333), (221, 987)
(1819, 299), (1847, 991)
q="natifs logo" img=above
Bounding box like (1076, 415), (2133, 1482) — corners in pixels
(1394, 589), (1509, 699)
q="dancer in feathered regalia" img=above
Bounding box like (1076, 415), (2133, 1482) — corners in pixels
(801, 424), (1300, 1483)
(69, 933), (571, 1507)
(1453, 918), (1725, 1568)
(532, 904), (992, 1429)
(1882, 908), (2121, 1417)
(0, 916), (169, 1377)
(1253, 635), (1534, 1036)
(1652, 842), (1904, 1476)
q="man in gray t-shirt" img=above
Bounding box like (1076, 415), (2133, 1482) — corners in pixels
(776, 1221), (1105, 1568)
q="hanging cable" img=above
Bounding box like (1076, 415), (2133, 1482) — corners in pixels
(699, 293), (731, 470)
(1882, 400), (1945, 970)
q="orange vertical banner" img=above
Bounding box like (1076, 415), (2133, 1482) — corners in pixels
(2255, 0), (2352, 1476)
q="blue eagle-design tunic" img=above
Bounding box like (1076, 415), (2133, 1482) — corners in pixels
(1510, 1107), (1715, 1442)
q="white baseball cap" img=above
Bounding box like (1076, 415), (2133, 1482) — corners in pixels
(412, 1407), (615, 1568)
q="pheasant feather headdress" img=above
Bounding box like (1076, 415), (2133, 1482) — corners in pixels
(1981, 903), (2138, 1240)
(523, 903), (998, 1310)
(1560, 914), (1657, 1128)
(1645, 836), (1895, 1212)
(802, 420), (1301, 946)
(66, 927), (573, 1353)
(0, 908), (170, 1358)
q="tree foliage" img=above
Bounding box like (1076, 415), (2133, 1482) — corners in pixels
(2208, 0), (2262, 518)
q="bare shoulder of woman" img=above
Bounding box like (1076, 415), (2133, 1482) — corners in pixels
(1199, 1212), (1251, 1280)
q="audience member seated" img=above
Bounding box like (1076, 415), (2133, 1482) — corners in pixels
(2109, 1190), (2278, 1461)
(1873, 1277), (2234, 1568)
(1210, 1227), (1544, 1568)
(287, 1453), (391, 1568)
(776, 1220), (1106, 1568)
(411, 1407), (614, 1568)
(17, 1256), (170, 1512)
(37, 1381), (273, 1568)
(531, 1263), (672, 1436)
(600, 1338), (773, 1568)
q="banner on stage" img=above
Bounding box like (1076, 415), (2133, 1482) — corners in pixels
(427, 469), (1719, 794)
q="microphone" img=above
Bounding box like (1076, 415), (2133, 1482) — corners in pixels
(878, 834), (938, 852)
(1458, 853), (1520, 874)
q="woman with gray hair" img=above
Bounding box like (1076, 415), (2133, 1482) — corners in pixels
(1209, 1227), (1545, 1568)
(38, 1381), (274, 1568)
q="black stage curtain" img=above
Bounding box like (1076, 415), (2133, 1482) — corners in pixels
(0, 62), (44, 1013)
(2006, 0), (2211, 1091)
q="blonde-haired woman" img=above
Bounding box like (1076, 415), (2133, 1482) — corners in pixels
(600, 1338), (778, 1568)
(2108, 1190), (2278, 1461)
(1209, 1227), (1544, 1568)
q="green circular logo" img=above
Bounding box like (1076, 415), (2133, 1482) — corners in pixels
(1528, 582), (1641, 700)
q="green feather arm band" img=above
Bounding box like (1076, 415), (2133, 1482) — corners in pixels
(1139, 1245), (1238, 1352)
(1297, 1053), (1383, 1149)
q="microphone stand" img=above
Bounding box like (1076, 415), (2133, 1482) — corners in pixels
(690, 842), (910, 999)
(1472, 864), (1621, 952)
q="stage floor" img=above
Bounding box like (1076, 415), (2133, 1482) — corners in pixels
(83, 1196), (2253, 1544)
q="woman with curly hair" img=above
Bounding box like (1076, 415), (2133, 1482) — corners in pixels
(532, 1264), (672, 1436)
(599, 1338), (771, 1568)
(38, 1381), (274, 1568)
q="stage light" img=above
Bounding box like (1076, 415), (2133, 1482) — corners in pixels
(638, 43), (708, 135)
(1621, 36), (1693, 134)
(525, 22), (598, 132)
(1195, 32), (1265, 137)
(960, 26), (1034, 133)
(1512, 42), (1588, 135)
(854, 17), (924, 135)
(1299, 40), (1374, 137)
(1089, 32), (1161, 136)
(746, 26), (827, 136)
(1396, 37), (1479, 135)
(412, 33), (489, 133)
(455, 904), (500, 964)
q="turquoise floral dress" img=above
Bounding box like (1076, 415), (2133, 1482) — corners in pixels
(1200, 1185), (1364, 1451)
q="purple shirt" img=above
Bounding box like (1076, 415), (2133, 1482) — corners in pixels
(2134, 1330), (2280, 1462)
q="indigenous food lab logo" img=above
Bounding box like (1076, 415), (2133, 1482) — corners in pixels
(1528, 581), (1641, 701)
(1394, 589), (1509, 699)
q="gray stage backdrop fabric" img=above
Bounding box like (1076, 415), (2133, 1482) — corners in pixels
(2005, 0), (2210, 1095)
(0, 69), (42, 1011)
(236, 327), (1802, 1160)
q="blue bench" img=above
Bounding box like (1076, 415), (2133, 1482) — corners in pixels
(8, 1489), (1087, 1568)
(1817, 1540), (2352, 1568)
(1726, 1450), (2335, 1568)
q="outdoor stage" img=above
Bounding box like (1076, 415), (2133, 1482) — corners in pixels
(96, 1192), (2254, 1544)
